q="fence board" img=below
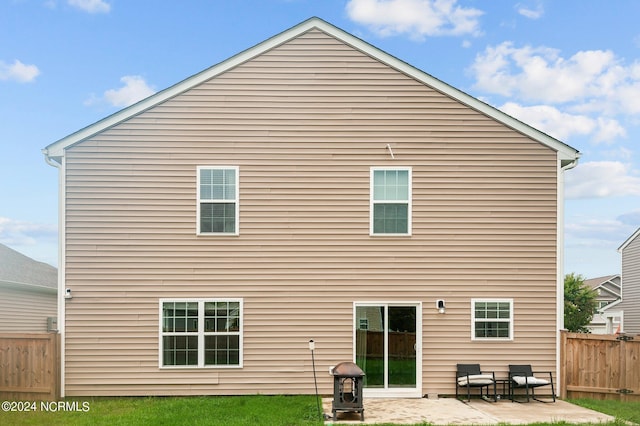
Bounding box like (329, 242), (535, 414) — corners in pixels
(0, 333), (60, 401)
(561, 331), (639, 401)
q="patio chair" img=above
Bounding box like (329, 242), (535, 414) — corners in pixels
(456, 363), (497, 402)
(508, 364), (556, 402)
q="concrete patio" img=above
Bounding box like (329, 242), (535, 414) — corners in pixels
(322, 397), (616, 425)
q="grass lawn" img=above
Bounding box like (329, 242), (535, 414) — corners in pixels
(569, 398), (640, 425)
(1, 395), (638, 425)
(0, 395), (323, 426)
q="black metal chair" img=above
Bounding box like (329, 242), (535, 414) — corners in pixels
(508, 364), (556, 402)
(456, 363), (497, 402)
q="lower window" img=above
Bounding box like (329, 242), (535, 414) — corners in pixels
(160, 299), (242, 368)
(472, 299), (513, 340)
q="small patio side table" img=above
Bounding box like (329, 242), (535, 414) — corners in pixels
(494, 379), (510, 400)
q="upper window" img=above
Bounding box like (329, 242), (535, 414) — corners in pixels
(370, 167), (411, 235)
(198, 166), (239, 235)
(472, 299), (513, 340)
(160, 299), (242, 368)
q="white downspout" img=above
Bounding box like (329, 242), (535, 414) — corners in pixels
(43, 150), (66, 398)
(556, 155), (579, 397)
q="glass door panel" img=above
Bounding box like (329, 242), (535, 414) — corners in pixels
(388, 306), (416, 388)
(355, 304), (418, 393)
(355, 305), (384, 388)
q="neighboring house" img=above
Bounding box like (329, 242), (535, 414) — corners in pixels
(584, 275), (621, 334)
(43, 18), (580, 398)
(616, 228), (640, 334)
(0, 244), (57, 332)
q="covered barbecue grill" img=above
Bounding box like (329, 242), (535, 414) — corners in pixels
(331, 361), (365, 421)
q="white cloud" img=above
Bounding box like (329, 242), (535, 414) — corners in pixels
(565, 218), (630, 245)
(516, 2), (544, 19)
(470, 42), (640, 117)
(592, 117), (626, 143)
(68, 0), (110, 13)
(470, 42), (620, 104)
(346, 0), (483, 40)
(100, 75), (156, 108)
(565, 161), (640, 199)
(0, 59), (40, 83)
(499, 102), (625, 144)
(0, 217), (57, 247)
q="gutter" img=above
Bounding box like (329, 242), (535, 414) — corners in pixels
(42, 147), (66, 398)
(42, 149), (61, 168)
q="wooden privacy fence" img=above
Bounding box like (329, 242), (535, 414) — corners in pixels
(561, 331), (639, 401)
(359, 331), (416, 360)
(0, 333), (60, 401)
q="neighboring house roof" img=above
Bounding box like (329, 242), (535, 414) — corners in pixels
(0, 244), (57, 292)
(43, 17), (580, 165)
(584, 274), (621, 299)
(618, 227), (640, 252)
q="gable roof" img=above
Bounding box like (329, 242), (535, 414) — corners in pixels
(584, 274), (621, 298)
(618, 227), (640, 252)
(0, 244), (57, 291)
(584, 274), (620, 289)
(43, 17), (580, 165)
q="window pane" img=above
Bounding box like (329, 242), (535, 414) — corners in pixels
(205, 301), (241, 332)
(475, 302), (486, 319)
(373, 170), (385, 200)
(498, 302), (510, 318)
(227, 302), (240, 331)
(223, 169), (236, 200)
(475, 301), (510, 321)
(200, 203), (236, 233)
(163, 303), (174, 332)
(200, 169), (213, 199)
(204, 335), (240, 366)
(163, 302), (198, 332)
(163, 336), (198, 366)
(475, 322), (510, 338)
(200, 168), (236, 201)
(373, 170), (409, 201)
(373, 204), (408, 234)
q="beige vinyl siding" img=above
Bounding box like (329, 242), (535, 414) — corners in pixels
(63, 29), (559, 396)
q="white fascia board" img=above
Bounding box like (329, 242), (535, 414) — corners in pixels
(43, 18), (324, 159)
(331, 34), (580, 162)
(43, 17), (580, 163)
(601, 299), (623, 311)
(618, 227), (640, 252)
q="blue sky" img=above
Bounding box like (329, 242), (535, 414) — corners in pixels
(2, 0), (639, 278)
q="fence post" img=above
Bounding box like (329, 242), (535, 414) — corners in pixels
(559, 330), (567, 399)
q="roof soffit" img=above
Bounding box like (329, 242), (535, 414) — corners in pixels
(43, 17), (580, 162)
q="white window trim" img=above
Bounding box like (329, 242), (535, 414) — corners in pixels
(159, 298), (243, 369)
(369, 167), (412, 236)
(471, 298), (514, 341)
(197, 166), (239, 236)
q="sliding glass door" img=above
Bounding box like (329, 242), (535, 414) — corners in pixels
(354, 303), (421, 397)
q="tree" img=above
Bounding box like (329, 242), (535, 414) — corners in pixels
(564, 273), (598, 333)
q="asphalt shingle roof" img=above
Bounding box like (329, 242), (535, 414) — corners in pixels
(0, 244), (57, 289)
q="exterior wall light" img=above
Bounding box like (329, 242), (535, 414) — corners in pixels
(436, 299), (445, 314)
